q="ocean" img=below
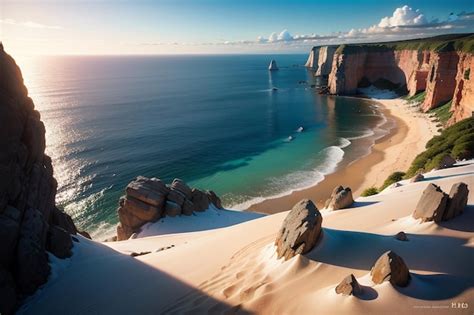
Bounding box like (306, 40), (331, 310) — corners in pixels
(17, 54), (387, 239)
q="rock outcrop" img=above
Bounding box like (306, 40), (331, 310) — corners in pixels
(305, 46), (336, 77)
(324, 186), (354, 210)
(413, 183), (449, 222)
(0, 44), (82, 314)
(410, 173), (424, 183)
(275, 199), (323, 260)
(116, 176), (223, 240)
(306, 34), (474, 126)
(335, 274), (362, 296)
(370, 251), (410, 287)
(443, 182), (469, 220)
(413, 182), (469, 223)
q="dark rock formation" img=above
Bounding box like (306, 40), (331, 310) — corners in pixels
(275, 199), (323, 260)
(437, 155), (456, 169)
(116, 177), (223, 240)
(0, 44), (82, 314)
(443, 182), (469, 220)
(395, 231), (408, 241)
(324, 186), (354, 210)
(335, 274), (362, 296)
(370, 250), (410, 287)
(413, 184), (449, 222)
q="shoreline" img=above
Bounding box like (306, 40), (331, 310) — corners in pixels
(248, 96), (437, 214)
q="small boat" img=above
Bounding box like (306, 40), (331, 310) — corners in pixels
(268, 60), (279, 71)
(272, 87), (278, 91)
(287, 136), (294, 142)
(296, 126), (304, 132)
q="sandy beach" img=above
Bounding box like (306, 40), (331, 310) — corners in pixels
(249, 96), (438, 214)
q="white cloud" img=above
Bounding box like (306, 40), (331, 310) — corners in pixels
(378, 5), (427, 27)
(0, 18), (62, 30)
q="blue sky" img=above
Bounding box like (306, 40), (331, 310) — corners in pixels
(1, 0), (473, 55)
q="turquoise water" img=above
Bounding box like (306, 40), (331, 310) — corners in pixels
(17, 54), (384, 238)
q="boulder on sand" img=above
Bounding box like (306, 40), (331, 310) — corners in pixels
(443, 182), (469, 220)
(207, 190), (223, 209)
(275, 199), (323, 260)
(370, 250), (410, 287)
(395, 231), (408, 241)
(335, 274), (362, 296)
(325, 186), (354, 210)
(191, 188), (210, 212)
(412, 183), (448, 222)
(410, 173), (424, 183)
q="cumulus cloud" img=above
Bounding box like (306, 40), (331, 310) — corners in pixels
(378, 5), (427, 27)
(0, 18), (63, 29)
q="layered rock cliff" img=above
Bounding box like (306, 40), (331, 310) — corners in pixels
(308, 34), (474, 125)
(0, 44), (83, 314)
(305, 46), (336, 76)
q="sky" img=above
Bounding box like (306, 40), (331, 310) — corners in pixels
(1, 0), (473, 56)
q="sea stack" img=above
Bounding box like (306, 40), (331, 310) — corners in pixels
(268, 59), (279, 71)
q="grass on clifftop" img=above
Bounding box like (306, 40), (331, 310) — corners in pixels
(335, 33), (474, 54)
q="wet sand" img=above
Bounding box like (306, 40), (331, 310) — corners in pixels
(249, 97), (437, 214)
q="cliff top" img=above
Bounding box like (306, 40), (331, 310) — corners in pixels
(330, 33), (474, 54)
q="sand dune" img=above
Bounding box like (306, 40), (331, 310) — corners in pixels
(20, 162), (474, 314)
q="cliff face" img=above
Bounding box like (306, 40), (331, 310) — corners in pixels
(450, 53), (474, 124)
(305, 46), (336, 77)
(315, 35), (474, 125)
(0, 44), (83, 314)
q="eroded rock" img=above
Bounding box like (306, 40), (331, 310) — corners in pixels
(395, 231), (408, 241)
(335, 274), (362, 296)
(370, 250), (410, 287)
(443, 182), (469, 220)
(410, 173), (424, 183)
(275, 199), (323, 260)
(412, 183), (448, 222)
(325, 186), (354, 210)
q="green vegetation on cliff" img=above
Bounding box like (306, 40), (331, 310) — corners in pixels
(428, 100), (453, 125)
(405, 117), (474, 177)
(361, 117), (474, 196)
(335, 33), (474, 54)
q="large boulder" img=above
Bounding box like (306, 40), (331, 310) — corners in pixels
(275, 199), (323, 260)
(126, 176), (169, 208)
(0, 207), (21, 267)
(165, 201), (182, 217)
(437, 155), (456, 169)
(370, 250), (410, 287)
(47, 225), (73, 259)
(191, 188), (210, 212)
(410, 173), (424, 183)
(443, 182), (469, 220)
(412, 184), (448, 222)
(335, 274), (361, 296)
(16, 208), (50, 294)
(170, 178), (193, 199)
(206, 190), (223, 209)
(325, 186), (354, 210)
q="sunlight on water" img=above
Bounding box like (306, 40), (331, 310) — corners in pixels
(13, 55), (385, 239)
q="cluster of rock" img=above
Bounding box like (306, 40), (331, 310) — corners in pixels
(0, 44), (85, 314)
(324, 186), (354, 210)
(335, 250), (410, 296)
(413, 182), (469, 223)
(116, 176), (223, 240)
(275, 199), (323, 260)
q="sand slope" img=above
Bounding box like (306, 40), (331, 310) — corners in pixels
(20, 162), (474, 314)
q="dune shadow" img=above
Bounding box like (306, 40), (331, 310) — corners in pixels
(423, 171), (474, 182)
(350, 201), (380, 208)
(356, 285), (378, 301)
(305, 228), (473, 276)
(19, 238), (250, 315)
(396, 273), (474, 301)
(437, 205), (474, 232)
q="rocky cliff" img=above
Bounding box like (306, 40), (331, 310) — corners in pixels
(308, 34), (474, 125)
(305, 46), (336, 77)
(0, 44), (84, 314)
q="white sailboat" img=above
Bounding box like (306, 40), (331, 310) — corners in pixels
(268, 59), (279, 71)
